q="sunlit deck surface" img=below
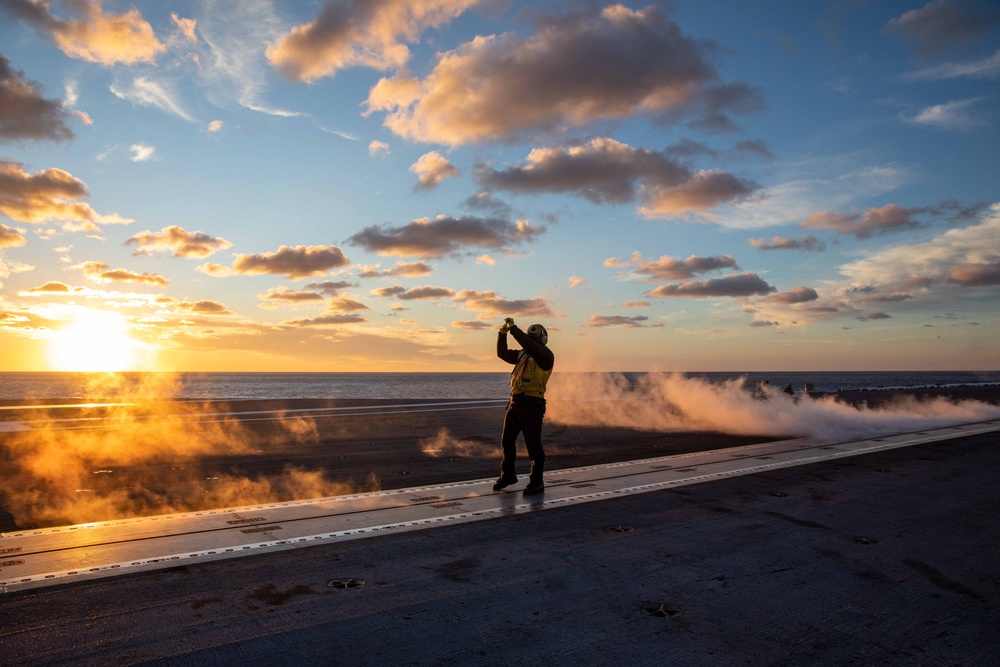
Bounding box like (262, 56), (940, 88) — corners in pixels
(1, 415), (998, 665)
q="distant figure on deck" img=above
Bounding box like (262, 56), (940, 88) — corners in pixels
(494, 318), (554, 496)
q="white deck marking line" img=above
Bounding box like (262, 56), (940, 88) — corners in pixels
(2, 419), (997, 593)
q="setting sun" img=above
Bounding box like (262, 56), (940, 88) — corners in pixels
(48, 309), (142, 372)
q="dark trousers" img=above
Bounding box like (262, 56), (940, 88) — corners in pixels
(499, 398), (545, 482)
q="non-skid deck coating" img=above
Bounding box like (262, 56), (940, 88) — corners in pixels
(2, 418), (998, 594)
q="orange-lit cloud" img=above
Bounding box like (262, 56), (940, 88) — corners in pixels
(74, 260), (169, 286)
(327, 296), (370, 312)
(0, 161), (132, 228)
(639, 169), (757, 219)
(282, 313), (368, 327)
(305, 279), (356, 296)
(609, 251), (739, 281)
(371, 284), (455, 300)
(452, 320), (491, 330)
(949, 261), (1000, 286)
(453, 289), (554, 318)
(365, 5), (761, 145)
(763, 286), (819, 304)
(478, 138), (755, 216)
(358, 261), (434, 278)
(1, 0), (165, 65)
(368, 140), (390, 157)
(258, 287), (325, 304)
(801, 204), (922, 238)
(648, 272), (775, 298)
(0, 53), (73, 141)
(170, 12), (196, 43)
(199, 244), (350, 280)
(0, 223), (27, 248)
(749, 235), (826, 251)
(411, 151), (458, 190)
(125, 225), (233, 258)
(348, 215), (544, 258)
(173, 299), (234, 315)
(267, 0), (479, 82)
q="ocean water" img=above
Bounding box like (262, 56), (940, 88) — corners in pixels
(0, 370), (998, 402)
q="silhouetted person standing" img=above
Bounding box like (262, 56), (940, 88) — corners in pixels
(494, 318), (554, 496)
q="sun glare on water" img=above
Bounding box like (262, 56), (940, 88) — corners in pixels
(48, 309), (143, 372)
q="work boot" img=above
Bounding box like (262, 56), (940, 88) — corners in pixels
(523, 479), (544, 496)
(492, 476), (518, 491)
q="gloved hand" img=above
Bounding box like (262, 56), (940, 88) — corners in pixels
(499, 317), (515, 334)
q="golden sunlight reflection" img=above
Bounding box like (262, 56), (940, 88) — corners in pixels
(47, 308), (143, 372)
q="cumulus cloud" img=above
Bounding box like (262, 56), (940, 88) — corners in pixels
(834, 204), (1000, 300)
(648, 272), (776, 298)
(477, 138), (758, 217)
(453, 289), (555, 318)
(452, 320), (492, 330)
(0, 53), (74, 142)
(584, 314), (653, 328)
(368, 140), (390, 157)
(640, 169), (758, 219)
(305, 280), (356, 296)
(359, 261), (434, 278)
(365, 4), (762, 145)
(129, 143), (155, 162)
(259, 287), (324, 303)
(749, 235), (826, 251)
(267, 0), (479, 82)
(282, 313), (367, 327)
(610, 250), (739, 281)
(0, 223), (27, 248)
(110, 76), (196, 122)
(410, 151), (458, 190)
(763, 286), (819, 304)
(0, 0), (165, 65)
(74, 260), (169, 286)
(372, 284), (455, 300)
(199, 244), (350, 280)
(347, 215), (544, 258)
(801, 204), (923, 238)
(568, 276), (586, 288)
(173, 299), (234, 316)
(0, 160), (132, 227)
(326, 296), (370, 312)
(856, 312), (893, 322)
(886, 0), (1000, 56)
(207, 120), (224, 133)
(125, 226), (233, 258)
(22, 280), (79, 294)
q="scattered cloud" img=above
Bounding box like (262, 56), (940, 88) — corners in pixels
(568, 276), (586, 288)
(372, 285), (455, 300)
(267, 0), (479, 82)
(74, 260), (169, 286)
(609, 251), (739, 281)
(305, 280), (356, 296)
(410, 151), (458, 190)
(452, 320), (492, 330)
(125, 226), (233, 258)
(648, 272), (776, 298)
(207, 120), (223, 132)
(749, 235), (826, 251)
(477, 138), (757, 218)
(199, 244), (350, 280)
(0, 0), (165, 65)
(0, 53), (74, 142)
(0, 160), (133, 228)
(584, 314), (653, 328)
(282, 313), (368, 327)
(347, 215), (544, 258)
(173, 299), (235, 316)
(170, 12), (197, 43)
(358, 261), (434, 278)
(949, 261), (1000, 286)
(0, 223), (27, 248)
(886, 0), (1000, 57)
(856, 311), (892, 322)
(904, 98), (983, 130)
(327, 296), (370, 312)
(259, 287), (324, 303)
(129, 143), (156, 162)
(365, 4), (762, 145)
(368, 140), (390, 157)
(453, 289), (555, 318)
(763, 286), (819, 304)
(801, 204), (923, 238)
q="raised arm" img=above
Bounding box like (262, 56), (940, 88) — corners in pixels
(508, 326), (554, 370)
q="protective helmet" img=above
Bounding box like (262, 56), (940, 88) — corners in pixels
(526, 323), (548, 345)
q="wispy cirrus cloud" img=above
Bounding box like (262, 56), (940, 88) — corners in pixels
(347, 215), (544, 258)
(365, 4), (762, 145)
(267, 0), (479, 82)
(110, 76), (196, 122)
(904, 98), (984, 130)
(904, 48), (1000, 80)
(0, 0), (165, 65)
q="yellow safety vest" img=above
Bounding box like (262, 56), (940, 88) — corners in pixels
(510, 352), (552, 399)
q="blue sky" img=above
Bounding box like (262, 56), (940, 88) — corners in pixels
(1, 0), (998, 372)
